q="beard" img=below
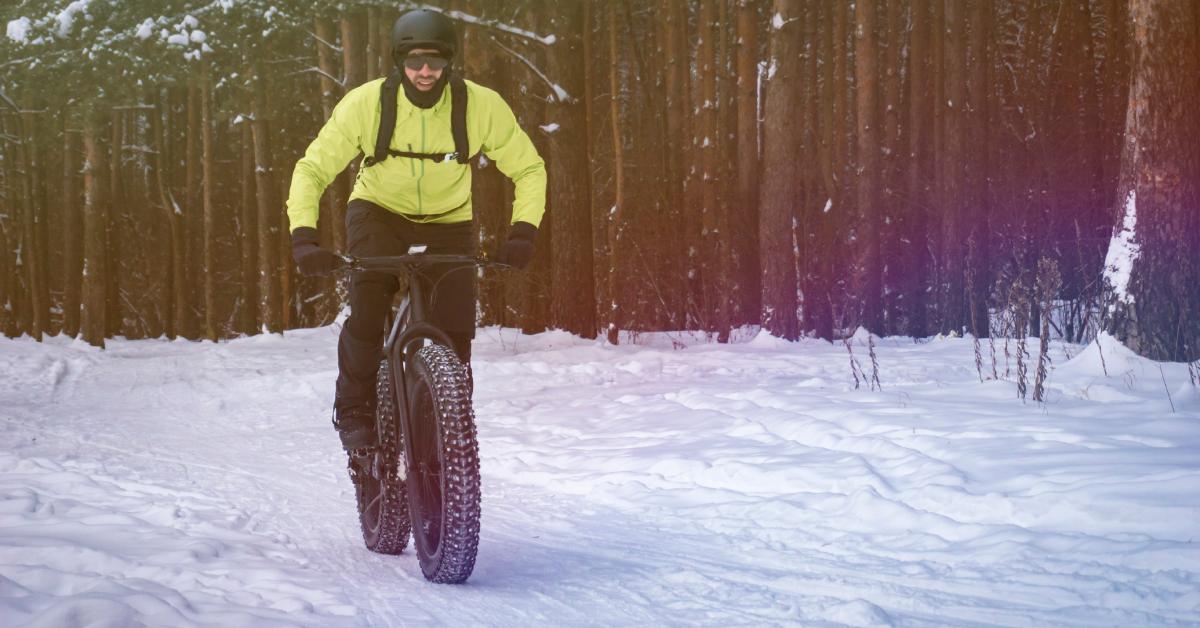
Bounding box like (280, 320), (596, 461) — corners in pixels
(400, 70), (450, 109)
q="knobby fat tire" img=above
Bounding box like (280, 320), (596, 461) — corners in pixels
(406, 343), (481, 584)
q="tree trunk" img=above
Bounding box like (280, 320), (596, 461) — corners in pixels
(18, 106), (47, 340)
(366, 7), (381, 80)
(1104, 0), (1200, 361)
(697, 0), (724, 338)
(62, 125), (82, 337)
(966, 0), (991, 337)
(81, 117), (107, 348)
(107, 109), (124, 336)
(183, 79), (201, 338)
(663, 0), (691, 329)
(149, 90), (184, 339)
(906, 0), (930, 337)
(201, 70), (217, 340)
(880, 0), (903, 334)
(759, 0), (801, 341)
(854, 0), (881, 333)
(279, 174), (293, 329)
(239, 121), (258, 334)
(341, 11), (366, 91)
(941, 0), (967, 334)
(734, 0), (761, 331)
(547, 2), (596, 338)
(252, 79), (282, 333)
(605, 1), (625, 345)
(315, 17), (341, 120)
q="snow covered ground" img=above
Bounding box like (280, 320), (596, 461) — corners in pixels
(1, 326), (1198, 627)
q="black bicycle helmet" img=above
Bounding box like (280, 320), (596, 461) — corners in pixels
(391, 9), (457, 63)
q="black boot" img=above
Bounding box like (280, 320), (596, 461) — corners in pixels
(333, 400), (377, 450)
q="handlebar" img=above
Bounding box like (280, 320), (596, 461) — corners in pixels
(338, 253), (511, 273)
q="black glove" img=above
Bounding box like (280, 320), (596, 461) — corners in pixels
(291, 227), (341, 277)
(494, 221), (537, 270)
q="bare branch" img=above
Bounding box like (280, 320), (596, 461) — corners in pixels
(489, 37), (573, 104)
(0, 88), (18, 112)
(309, 30), (343, 53)
(286, 66), (345, 88)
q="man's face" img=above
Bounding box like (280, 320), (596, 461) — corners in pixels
(403, 48), (446, 92)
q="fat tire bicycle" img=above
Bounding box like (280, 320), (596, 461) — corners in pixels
(342, 252), (501, 584)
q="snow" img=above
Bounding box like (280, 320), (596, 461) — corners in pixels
(55, 0), (91, 38)
(772, 13), (785, 30)
(6, 17), (31, 44)
(134, 18), (154, 40)
(1104, 188), (1141, 305)
(538, 122), (560, 134)
(442, 9), (555, 45)
(1, 328), (1198, 625)
(549, 83), (571, 103)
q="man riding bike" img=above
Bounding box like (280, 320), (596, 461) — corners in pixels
(285, 8), (546, 451)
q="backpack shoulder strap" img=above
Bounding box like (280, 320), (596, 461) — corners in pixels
(450, 76), (471, 165)
(363, 73), (472, 167)
(365, 73), (403, 168)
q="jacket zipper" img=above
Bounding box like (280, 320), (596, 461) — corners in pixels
(418, 114), (427, 213)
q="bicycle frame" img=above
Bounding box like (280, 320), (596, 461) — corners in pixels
(344, 253), (492, 448)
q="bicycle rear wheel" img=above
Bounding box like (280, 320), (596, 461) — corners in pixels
(405, 343), (480, 583)
(352, 359), (411, 554)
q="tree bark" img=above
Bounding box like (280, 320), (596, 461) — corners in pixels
(252, 78), (282, 333)
(201, 69), (217, 340)
(547, 2), (596, 338)
(734, 0), (761, 331)
(107, 109), (125, 336)
(663, 0), (691, 329)
(62, 125), (82, 337)
(906, 0), (930, 337)
(966, 0), (991, 337)
(880, 0), (903, 334)
(341, 11), (366, 91)
(182, 79), (201, 338)
(149, 90), (184, 340)
(81, 116), (107, 348)
(366, 7), (380, 80)
(313, 18), (348, 260)
(854, 0), (881, 333)
(759, 0), (801, 341)
(315, 17), (341, 120)
(239, 121), (258, 334)
(697, 0), (725, 338)
(605, 1), (625, 345)
(18, 106), (47, 340)
(1105, 0), (1200, 361)
(941, 0), (966, 334)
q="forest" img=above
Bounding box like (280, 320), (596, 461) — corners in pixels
(1, 0), (1196, 363)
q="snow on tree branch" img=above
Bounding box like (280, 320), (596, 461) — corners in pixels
(427, 6), (556, 45)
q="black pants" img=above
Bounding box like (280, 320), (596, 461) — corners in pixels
(336, 199), (476, 407)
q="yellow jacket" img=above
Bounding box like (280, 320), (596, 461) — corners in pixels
(287, 77), (546, 232)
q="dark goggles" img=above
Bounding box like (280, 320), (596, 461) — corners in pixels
(402, 54), (449, 71)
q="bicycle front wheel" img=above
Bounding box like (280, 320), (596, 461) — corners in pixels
(405, 343), (480, 584)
